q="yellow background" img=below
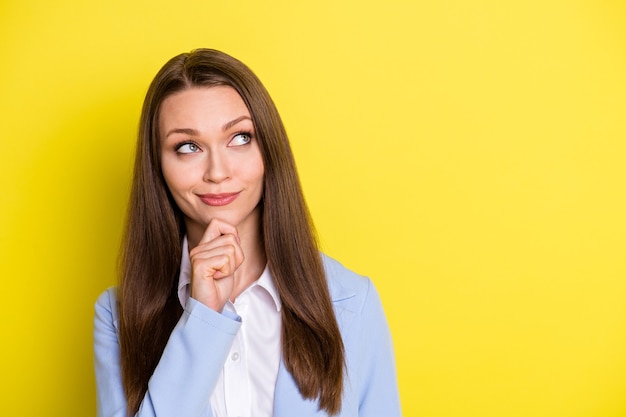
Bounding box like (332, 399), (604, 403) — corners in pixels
(1, 0), (625, 416)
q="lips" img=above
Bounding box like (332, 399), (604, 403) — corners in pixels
(197, 191), (241, 206)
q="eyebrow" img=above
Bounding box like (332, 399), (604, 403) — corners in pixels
(164, 116), (252, 140)
(222, 116), (252, 132)
(164, 128), (199, 139)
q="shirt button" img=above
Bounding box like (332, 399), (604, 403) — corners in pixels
(231, 352), (240, 361)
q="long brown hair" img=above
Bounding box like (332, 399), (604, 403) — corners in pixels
(118, 49), (344, 415)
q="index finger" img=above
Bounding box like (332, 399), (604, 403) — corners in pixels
(199, 218), (240, 244)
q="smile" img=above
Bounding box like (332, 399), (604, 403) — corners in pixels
(197, 192), (241, 207)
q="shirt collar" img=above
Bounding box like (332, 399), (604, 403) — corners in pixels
(177, 236), (281, 312)
(254, 263), (282, 312)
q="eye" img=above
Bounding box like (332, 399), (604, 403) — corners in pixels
(176, 142), (201, 154)
(229, 132), (252, 147)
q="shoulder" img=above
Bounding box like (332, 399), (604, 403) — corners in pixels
(321, 253), (377, 314)
(321, 256), (401, 415)
(94, 287), (119, 330)
(95, 287), (118, 309)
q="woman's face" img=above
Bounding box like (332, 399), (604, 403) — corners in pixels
(159, 86), (264, 243)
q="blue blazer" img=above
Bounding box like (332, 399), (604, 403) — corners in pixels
(94, 254), (402, 416)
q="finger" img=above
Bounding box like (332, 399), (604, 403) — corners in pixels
(192, 253), (233, 280)
(199, 218), (240, 245)
(190, 236), (244, 276)
(190, 233), (244, 267)
(212, 254), (235, 279)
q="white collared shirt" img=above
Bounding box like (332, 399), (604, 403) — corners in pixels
(177, 238), (282, 417)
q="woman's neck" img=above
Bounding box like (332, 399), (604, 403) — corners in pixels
(231, 226), (266, 300)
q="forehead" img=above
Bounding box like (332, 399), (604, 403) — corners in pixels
(158, 86), (251, 130)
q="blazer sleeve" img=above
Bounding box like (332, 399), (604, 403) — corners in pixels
(94, 288), (241, 417)
(357, 280), (402, 416)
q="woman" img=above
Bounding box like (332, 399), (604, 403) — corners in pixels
(94, 48), (401, 417)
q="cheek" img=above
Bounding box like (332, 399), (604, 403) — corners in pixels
(247, 161), (265, 188)
(160, 164), (176, 191)
(160, 160), (190, 196)
(247, 149), (265, 184)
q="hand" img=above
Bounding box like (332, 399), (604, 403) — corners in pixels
(189, 219), (244, 311)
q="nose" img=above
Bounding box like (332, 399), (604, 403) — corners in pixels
(203, 149), (230, 183)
